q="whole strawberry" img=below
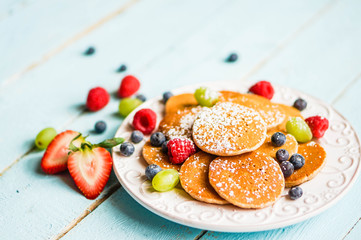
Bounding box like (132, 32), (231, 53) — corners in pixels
(249, 81), (274, 100)
(86, 87), (110, 111)
(305, 116), (329, 138)
(67, 135), (124, 199)
(167, 138), (196, 164)
(118, 75), (140, 98)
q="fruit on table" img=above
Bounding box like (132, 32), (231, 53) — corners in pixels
(120, 142), (135, 156)
(130, 130), (144, 143)
(67, 135), (124, 199)
(132, 108), (157, 134)
(226, 53), (238, 62)
(289, 186), (303, 200)
(116, 64), (127, 73)
(194, 87), (219, 107)
(145, 164), (162, 181)
(150, 132), (166, 147)
(305, 115), (329, 138)
(86, 87), (110, 112)
(41, 130), (83, 174)
(152, 169), (179, 192)
(94, 121), (107, 134)
(286, 117), (313, 143)
(276, 149), (289, 162)
(249, 81), (274, 100)
(280, 161), (294, 178)
(84, 46), (95, 55)
(162, 91), (173, 104)
(293, 98), (307, 111)
(271, 132), (286, 147)
(289, 153), (305, 170)
(118, 98), (142, 117)
(35, 127), (57, 150)
(118, 75), (140, 98)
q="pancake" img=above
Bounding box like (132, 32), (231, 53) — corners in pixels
(285, 141), (326, 187)
(165, 93), (199, 114)
(142, 141), (180, 171)
(256, 130), (298, 160)
(209, 152), (285, 208)
(271, 103), (303, 132)
(219, 91), (286, 129)
(192, 102), (267, 156)
(179, 151), (228, 204)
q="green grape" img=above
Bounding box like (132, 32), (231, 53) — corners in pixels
(35, 128), (57, 150)
(118, 98), (142, 117)
(286, 117), (313, 143)
(194, 87), (219, 107)
(152, 169), (179, 192)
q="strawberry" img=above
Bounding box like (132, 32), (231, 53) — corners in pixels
(41, 130), (83, 174)
(67, 136), (124, 199)
(118, 75), (140, 98)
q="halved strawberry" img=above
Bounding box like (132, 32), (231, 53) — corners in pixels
(67, 137), (124, 199)
(41, 130), (82, 174)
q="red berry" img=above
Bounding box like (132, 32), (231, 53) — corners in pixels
(86, 87), (110, 111)
(305, 116), (329, 138)
(167, 138), (196, 164)
(118, 75), (140, 98)
(249, 81), (274, 100)
(132, 109), (157, 134)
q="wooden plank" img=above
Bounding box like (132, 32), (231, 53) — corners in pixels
(0, 0), (230, 172)
(61, 188), (202, 240)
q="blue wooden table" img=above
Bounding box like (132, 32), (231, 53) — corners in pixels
(1, 0), (361, 239)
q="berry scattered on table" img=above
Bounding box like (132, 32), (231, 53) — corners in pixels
(150, 132), (166, 147)
(271, 132), (286, 147)
(163, 91), (173, 104)
(118, 75), (140, 98)
(289, 186), (303, 200)
(118, 98), (142, 117)
(162, 141), (169, 154)
(226, 53), (238, 62)
(67, 135), (123, 199)
(86, 87), (110, 112)
(305, 116), (329, 138)
(117, 64), (127, 73)
(167, 138), (196, 164)
(152, 169), (179, 192)
(293, 98), (307, 111)
(286, 117), (313, 143)
(132, 108), (157, 134)
(41, 130), (83, 174)
(249, 81), (275, 100)
(35, 127), (57, 150)
(94, 121), (106, 133)
(120, 142), (135, 156)
(130, 130), (144, 143)
(136, 94), (146, 102)
(194, 87), (219, 107)
(276, 149), (289, 162)
(84, 46), (95, 55)
(280, 161), (294, 178)
(289, 153), (305, 170)
(145, 164), (162, 181)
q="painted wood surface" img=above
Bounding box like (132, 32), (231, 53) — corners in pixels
(0, 0), (360, 239)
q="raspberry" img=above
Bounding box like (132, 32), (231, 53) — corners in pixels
(167, 138), (196, 164)
(249, 81), (274, 100)
(305, 116), (329, 138)
(132, 109), (157, 134)
(118, 75), (140, 98)
(86, 87), (110, 111)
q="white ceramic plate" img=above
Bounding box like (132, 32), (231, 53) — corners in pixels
(112, 81), (361, 232)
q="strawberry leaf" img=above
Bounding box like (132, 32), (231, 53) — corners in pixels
(95, 138), (124, 148)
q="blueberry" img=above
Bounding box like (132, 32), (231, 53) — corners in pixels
(136, 94), (147, 102)
(161, 140), (169, 154)
(163, 91), (173, 104)
(84, 46), (95, 55)
(130, 130), (144, 143)
(117, 64), (127, 72)
(271, 132), (286, 147)
(280, 161), (294, 178)
(145, 164), (162, 181)
(289, 153), (305, 169)
(120, 142), (135, 156)
(289, 186), (303, 200)
(293, 98), (307, 111)
(276, 149), (289, 162)
(150, 132), (166, 147)
(94, 121), (106, 133)
(226, 53), (238, 62)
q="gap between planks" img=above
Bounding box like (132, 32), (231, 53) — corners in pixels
(342, 217), (361, 240)
(52, 182), (121, 240)
(0, 0), (140, 92)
